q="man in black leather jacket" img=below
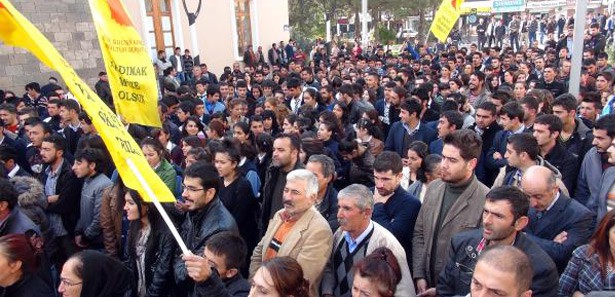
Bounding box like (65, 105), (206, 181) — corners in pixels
(436, 186), (559, 297)
(174, 162), (239, 297)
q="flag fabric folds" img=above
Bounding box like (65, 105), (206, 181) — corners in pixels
(0, 0), (175, 203)
(89, 0), (162, 128)
(429, 0), (465, 43)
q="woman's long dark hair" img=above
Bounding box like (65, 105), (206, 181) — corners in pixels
(125, 189), (163, 262)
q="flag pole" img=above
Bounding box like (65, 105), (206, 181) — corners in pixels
(126, 158), (191, 255)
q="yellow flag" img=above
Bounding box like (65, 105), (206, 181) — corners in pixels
(430, 0), (465, 43)
(88, 0), (161, 128)
(0, 0), (175, 203)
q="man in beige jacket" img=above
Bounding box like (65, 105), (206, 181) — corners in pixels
(250, 169), (333, 297)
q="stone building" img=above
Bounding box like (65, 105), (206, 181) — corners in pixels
(0, 0), (104, 94)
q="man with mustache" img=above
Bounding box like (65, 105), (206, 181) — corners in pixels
(321, 184), (416, 297)
(250, 169), (332, 297)
(436, 186), (559, 297)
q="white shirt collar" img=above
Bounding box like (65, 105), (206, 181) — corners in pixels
(7, 164), (20, 178)
(545, 192), (561, 212)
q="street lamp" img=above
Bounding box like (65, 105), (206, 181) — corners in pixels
(182, 0), (202, 65)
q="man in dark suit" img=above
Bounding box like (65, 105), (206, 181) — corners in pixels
(436, 186), (559, 297)
(486, 102), (529, 185)
(0, 144), (30, 178)
(372, 151), (421, 267)
(384, 99), (437, 157)
(0, 120), (29, 175)
(521, 166), (595, 272)
(471, 101), (502, 186)
(374, 82), (401, 139)
(58, 99), (83, 156)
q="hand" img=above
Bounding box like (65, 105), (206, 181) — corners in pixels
(176, 201), (190, 212)
(402, 158), (410, 166)
(553, 231), (568, 244)
(493, 152), (503, 160)
(572, 291), (585, 297)
(416, 279), (428, 293)
(47, 195), (59, 203)
(417, 288), (436, 297)
(183, 253), (212, 283)
(373, 190), (392, 204)
(74, 235), (88, 248)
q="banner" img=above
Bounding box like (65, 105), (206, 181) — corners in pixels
(88, 0), (161, 128)
(430, 0), (465, 43)
(0, 0), (175, 203)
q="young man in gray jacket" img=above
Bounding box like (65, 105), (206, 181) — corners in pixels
(72, 148), (113, 250)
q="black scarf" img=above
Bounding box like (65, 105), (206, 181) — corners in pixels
(80, 250), (133, 297)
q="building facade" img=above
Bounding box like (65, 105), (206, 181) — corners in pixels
(118, 0), (290, 76)
(0, 0), (289, 93)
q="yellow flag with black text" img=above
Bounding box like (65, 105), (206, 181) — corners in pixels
(430, 0), (464, 43)
(0, 0), (175, 202)
(88, 0), (161, 128)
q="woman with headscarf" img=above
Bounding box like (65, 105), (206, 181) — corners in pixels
(58, 250), (134, 297)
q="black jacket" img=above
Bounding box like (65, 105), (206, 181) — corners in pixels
(544, 142), (579, 194)
(174, 198), (238, 296)
(261, 160), (304, 231)
(39, 158), (83, 234)
(0, 273), (54, 297)
(472, 122), (503, 187)
(562, 118), (594, 168)
(61, 126), (83, 156)
(437, 229), (559, 297)
(538, 79), (566, 98)
(194, 271), (250, 297)
(126, 227), (177, 297)
(317, 183), (339, 231)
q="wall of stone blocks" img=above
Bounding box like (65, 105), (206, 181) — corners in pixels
(0, 0), (104, 95)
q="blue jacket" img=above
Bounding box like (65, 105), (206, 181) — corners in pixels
(524, 193), (596, 272)
(429, 138), (444, 155)
(372, 186), (421, 268)
(384, 121), (437, 157)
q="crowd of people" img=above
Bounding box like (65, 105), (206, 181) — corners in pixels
(2, 9), (615, 297)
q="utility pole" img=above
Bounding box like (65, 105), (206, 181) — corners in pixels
(569, 0), (587, 97)
(326, 13), (332, 42)
(362, 0), (368, 49)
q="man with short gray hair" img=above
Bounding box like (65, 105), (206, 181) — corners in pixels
(306, 154), (339, 231)
(250, 169), (333, 297)
(321, 184), (416, 297)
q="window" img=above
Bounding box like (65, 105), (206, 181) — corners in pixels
(234, 0), (253, 57)
(145, 0), (176, 58)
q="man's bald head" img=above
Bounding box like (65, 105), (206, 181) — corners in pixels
(472, 245), (533, 297)
(521, 165), (559, 212)
(521, 166), (556, 189)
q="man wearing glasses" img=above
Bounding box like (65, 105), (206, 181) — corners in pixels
(435, 186), (558, 297)
(173, 161), (239, 297)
